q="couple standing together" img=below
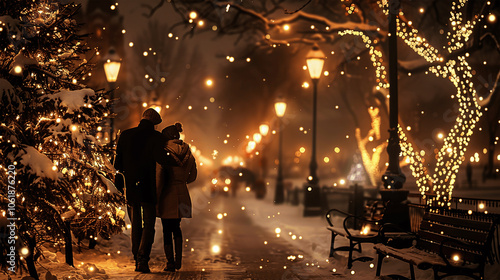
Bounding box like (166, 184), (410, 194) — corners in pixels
(114, 108), (197, 273)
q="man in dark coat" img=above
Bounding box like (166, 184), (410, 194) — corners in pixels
(114, 108), (175, 273)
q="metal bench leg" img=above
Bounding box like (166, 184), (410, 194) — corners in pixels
(409, 263), (415, 280)
(329, 232), (337, 257)
(376, 252), (384, 276)
(357, 241), (362, 253)
(348, 239), (354, 269)
(433, 268), (441, 280)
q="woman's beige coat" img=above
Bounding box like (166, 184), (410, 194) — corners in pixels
(156, 139), (197, 218)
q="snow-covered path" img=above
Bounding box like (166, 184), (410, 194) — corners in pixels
(12, 183), (500, 279)
(132, 185), (338, 279)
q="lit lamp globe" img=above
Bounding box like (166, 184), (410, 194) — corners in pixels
(259, 124), (270, 137)
(253, 133), (262, 143)
(103, 49), (121, 83)
(306, 45), (325, 80)
(274, 101), (287, 118)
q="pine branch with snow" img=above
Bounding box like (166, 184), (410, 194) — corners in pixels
(0, 1), (126, 277)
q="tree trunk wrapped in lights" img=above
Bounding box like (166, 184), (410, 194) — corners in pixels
(0, 1), (125, 277)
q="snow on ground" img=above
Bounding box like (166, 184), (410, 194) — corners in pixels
(236, 181), (500, 280)
(8, 181), (500, 279)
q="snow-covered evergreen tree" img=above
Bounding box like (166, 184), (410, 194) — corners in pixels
(0, 1), (125, 276)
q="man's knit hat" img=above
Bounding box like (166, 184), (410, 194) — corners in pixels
(142, 108), (162, 125)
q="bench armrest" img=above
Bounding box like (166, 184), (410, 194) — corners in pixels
(325, 208), (351, 227)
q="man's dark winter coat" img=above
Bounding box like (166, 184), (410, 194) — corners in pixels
(114, 119), (174, 204)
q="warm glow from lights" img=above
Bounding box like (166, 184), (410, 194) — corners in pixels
(211, 245), (220, 254)
(360, 225), (370, 235)
(283, 24), (290, 31)
(452, 254), (460, 262)
(189, 11), (198, 19)
(299, 147), (306, 153)
(253, 133), (262, 143)
(14, 65), (23, 74)
(224, 178), (231, 184)
(20, 247), (29, 256)
(306, 46), (325, 79)
(259, 124), (270, 136)
(152, 106), (161, 114)
(274, 101), (287, 117)
(206, 79), (213, 86)
(488, 14), (496, 22)
(246, 141), (256, 153)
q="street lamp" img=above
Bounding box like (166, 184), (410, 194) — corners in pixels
(259, 124), (270, 137)
(304, 44), (325, 216)
(253, 133), (262, 144)
(274, 99), (287, 204)
(103, 48), (121, 144)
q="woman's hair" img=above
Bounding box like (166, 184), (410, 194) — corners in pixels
(173, 122), (183, 133)
(162, 122), (183, 140)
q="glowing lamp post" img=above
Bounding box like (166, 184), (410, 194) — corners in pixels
(274, 99), (287, 204)
(304, 45), (325, 216)
(103, 48), (121, 144)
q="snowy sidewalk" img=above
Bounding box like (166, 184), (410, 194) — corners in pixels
(10, 183), (500, 279)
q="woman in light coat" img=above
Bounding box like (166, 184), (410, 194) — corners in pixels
(156, 122), (197, 271)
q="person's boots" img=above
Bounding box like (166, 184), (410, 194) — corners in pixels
(163, 239), (175, 272)
(174, 237), (183, 270)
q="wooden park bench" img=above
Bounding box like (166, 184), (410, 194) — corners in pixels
(325, 200), (386, 268)
(374, 209), (500, 280)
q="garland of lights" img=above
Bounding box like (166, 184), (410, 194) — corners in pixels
(337, 0), (486, 206)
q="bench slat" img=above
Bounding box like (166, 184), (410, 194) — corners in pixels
(425, 213), (493, 231)
(418, 239), (485, 264)
(419, 221), (490, 244)
(418, 230), (486, 257)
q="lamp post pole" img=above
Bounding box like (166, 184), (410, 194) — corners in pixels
(303, 45), (325, 216)
(103, 48), (121, 144)
(309, 78), (319, 185)
(274, 101), (286, 204)
(380, 0), (410, 232)
(109, 82), (116, 143)
(382, 0), (405, 189)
